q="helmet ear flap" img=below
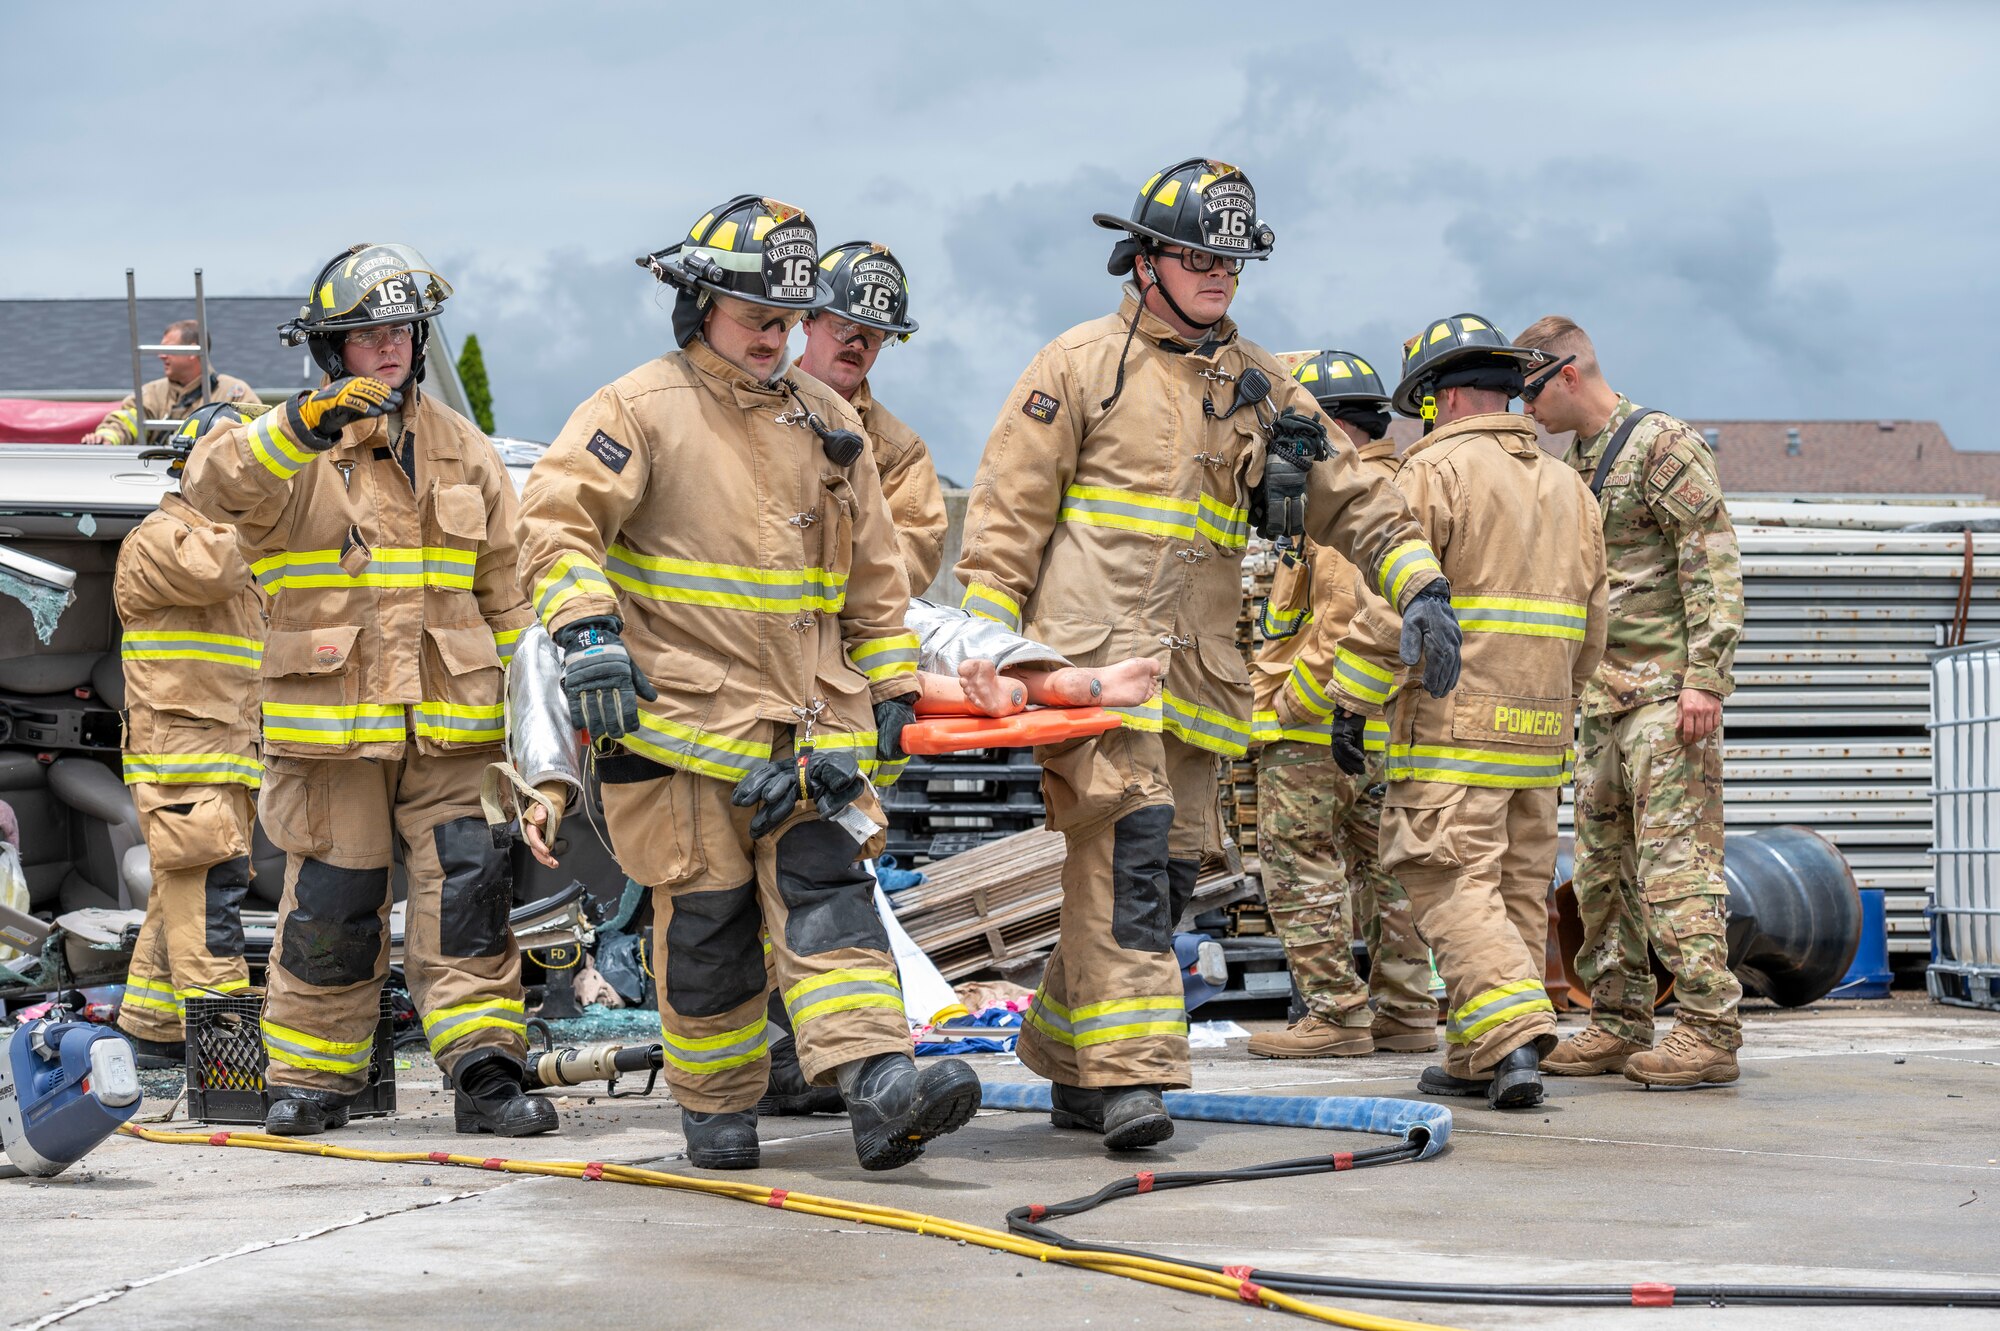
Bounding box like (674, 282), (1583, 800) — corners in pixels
(1106, 236), (1145, 277)
(671, 288), (710, 348)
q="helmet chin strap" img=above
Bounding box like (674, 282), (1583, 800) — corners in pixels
(1142, 253), (1222, 336)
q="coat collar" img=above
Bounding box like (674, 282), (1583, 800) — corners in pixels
(1404, 411), (1540, 459)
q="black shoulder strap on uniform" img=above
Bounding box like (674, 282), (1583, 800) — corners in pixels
(1590, 408), (1663, 497)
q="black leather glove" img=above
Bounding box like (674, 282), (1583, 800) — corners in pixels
(284, 375), (402, 447)
(804, 751), (868, 822)
(1400, 580), (1463, 698)
(554, 617), (658, 740)
(1266, 407), (1331, 467)
(732, 758), (803, 839)
(873, 695), (916, 763)
(1250, 452), (1310, 540)
(1330, 708), (1368, 776)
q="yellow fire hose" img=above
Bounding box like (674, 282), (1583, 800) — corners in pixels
(121, 1124), (1465, 1331)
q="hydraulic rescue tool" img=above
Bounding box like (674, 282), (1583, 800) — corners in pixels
(1, 1015), (140, 1177)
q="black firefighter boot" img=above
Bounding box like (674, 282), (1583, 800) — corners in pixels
(835, 1051), (982, 1171)
(453, 1049), (560, 1136)
(681, 1108), (761, 1170)
(756, 991), (845, 1116)
(1049, 1083), (1175, 1150)
(264, 1087), (356, 1137)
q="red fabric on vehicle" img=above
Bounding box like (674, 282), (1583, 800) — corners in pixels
(0, 399), (122, 443)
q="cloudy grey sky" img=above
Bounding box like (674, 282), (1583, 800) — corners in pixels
(5, 2), (1993, 479)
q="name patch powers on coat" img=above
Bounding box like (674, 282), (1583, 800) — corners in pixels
(587, 430), (632, 474)
(1023, 391), (1061, 425)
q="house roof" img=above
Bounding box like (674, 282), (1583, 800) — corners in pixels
(1381, 415), (1997, 499)
(0, 296), (467, 416)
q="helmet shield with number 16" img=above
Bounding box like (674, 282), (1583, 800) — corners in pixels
(1093, 157), (1276, 275)
(638, 195), (834, 346)
(817, 240), (917, 340)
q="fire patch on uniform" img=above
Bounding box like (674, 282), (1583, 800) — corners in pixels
(586, 429), (632, 474)
(1023, 391), (1061, 425)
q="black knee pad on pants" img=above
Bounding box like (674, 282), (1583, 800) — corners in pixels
(280, 860), (388, 987)
(1167, 857), (1200, 934)
(775, 820), (890, 957)
(435, 817), (514, 958)
(666, 880), (766, 1018)
(1109, 804), (1175, 953)
(204, 855), (251, 956)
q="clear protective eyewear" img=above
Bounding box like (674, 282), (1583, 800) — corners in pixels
(345, 322), (415, 350)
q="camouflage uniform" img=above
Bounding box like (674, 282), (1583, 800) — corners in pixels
(1256, 743), (1433, 1031)
(1567, 397), (1744, 1050)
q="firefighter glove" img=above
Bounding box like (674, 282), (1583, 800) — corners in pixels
(285, 375), (403, 445)
(555, 617), (657, 740)
(1250, 451), (1310, 540)
(1400, 580), (1463, 698)
(872, 695), (916, 762)
(733, 759), (804, 839)
(1330, 708), (1368, 777)
(805, 751), (869, 823)
(1266, 407), (1332, 468)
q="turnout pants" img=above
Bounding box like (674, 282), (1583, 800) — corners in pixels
(117, 782), (255, 1042)
(258, 751), (526, 1094)
(1383, 784), (1559, 1078)
(1572, 701), (1742, 1050)
(604, 767), (910, 1114)
(1256, 743), (1434, 1032)
(1020, 726), (1216, 1091)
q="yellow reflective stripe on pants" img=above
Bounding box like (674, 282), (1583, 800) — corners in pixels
(121, 752), (263, 786)
(251, 547), (475, 596)
(1057, 485), (1249, 551)
(1446, 979), (1554, 1045)
(659, 1015), (770, 1074)
(493, 626), (524, 666)
(249, 409), (316, 479)
(1331, 647), (1395, 706)
(1452, 594), (1589, 641)
(534, 551), (617, 627)
(1024, 993), (1187, 1049)
(849, 631), (920, 682)
(262, 1018), (373, 1074)
(178, 978), (250, 1000)
(413, 702), (506, 744)
(606, 543), (847, 615)
(784, 968), (903, 1028)
(960, 582), (1021, 631)
(620, 711), (774, 783)
(423, 997), (527, 1056)
(121, 629), (262, 670)
(1287, 660), (1336, 720)
(122, 974), (183, 1015)
(1161, 689), (1251, 758)
(1386, 744), (1572, 788)
(1378, 540), (1442, 604)
(262, 702), (407, 747)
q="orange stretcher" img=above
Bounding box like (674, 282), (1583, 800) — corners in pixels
(899, 705), (1124, 754)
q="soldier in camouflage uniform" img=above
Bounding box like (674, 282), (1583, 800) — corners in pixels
(1250, 352), (1436, 1057)
(1515, 317), (1744, 1088)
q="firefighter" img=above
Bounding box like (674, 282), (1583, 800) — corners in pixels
(180, 244), (553, 1138)
(85, 320), (261, 445)
(112, 402), (264, 1066)
(1251, 352), (1438, 1058)
(795, 240), (947, 594)
(954, 158), (1461, 1150)
(1321, 313), (1608, 1110)
(514, 195), (978, 1172)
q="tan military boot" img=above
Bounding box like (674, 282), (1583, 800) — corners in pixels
(1248, 1014), (1373, 1059)
(1542, 1025), (1649, 1076)
(1623, 1026), (1740, 1087)
(1370, 1017), (1440, 1053)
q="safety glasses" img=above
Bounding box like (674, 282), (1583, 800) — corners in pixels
(1158, 246), (1245, 276)
(717, 299), (804, 334)
(1520, 354), (1576, 405)
(822, 317), (891, 350)
(346, 323), (415, 350)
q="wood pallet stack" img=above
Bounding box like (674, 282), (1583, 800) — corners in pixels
(1224, 537), (1280, 858)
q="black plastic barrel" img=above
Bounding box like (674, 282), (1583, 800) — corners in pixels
(1721, 826), (1863, 1007)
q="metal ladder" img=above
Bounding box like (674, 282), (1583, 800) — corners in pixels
(121, 267), (213, 446)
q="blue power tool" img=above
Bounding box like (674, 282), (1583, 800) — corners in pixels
(1, 1017), (141, 1178)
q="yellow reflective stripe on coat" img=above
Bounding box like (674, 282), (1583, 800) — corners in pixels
(961, 582), (1022, 631)
(1161, 689), (1252, 758)
(1105, 694), (1163, 733)
(121, 974), (183, 1015)
(1024, 992), (1187, 1049)
(122, 751), (263, 787)
(620, 710), (774, 783)
(121, 629), (262, 670)
(1251, 711), (1388, 750)
(1286, 660), (1336, 720)
(1260, 600), (1308, 640)
(1378, 540), (1442, 604)
(849, 631), (920, 682)
(413, 702), (506, 744)
(492, 626), (524, 666)
(784, 967), (903, 1027)
(1057, 485), (1250, 551)
(1331, 646), (1395, 706)
(1386, 743), (1572, 788)
(809, 729), (905, 788)
(261, 1018), (372, 1075)
(252, 547), (476, 595)
(533, 551), (617, 627)
(423, 996), (528, 1055)
(262, 702), (406, 746)
(1446, 979), (1553, 1045)
(659, 1015), (770, 1074)
(248, 409), (316, 479)
(605, 544), (847, 615)
(1452, 594), (1589, 641)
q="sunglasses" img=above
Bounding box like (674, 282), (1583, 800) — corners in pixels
(1520, 354), (1576, 405)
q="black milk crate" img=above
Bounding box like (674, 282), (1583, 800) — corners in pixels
(183, 988), (398, 1124)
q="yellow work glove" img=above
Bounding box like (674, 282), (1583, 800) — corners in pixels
(284, 375), (402, 448)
